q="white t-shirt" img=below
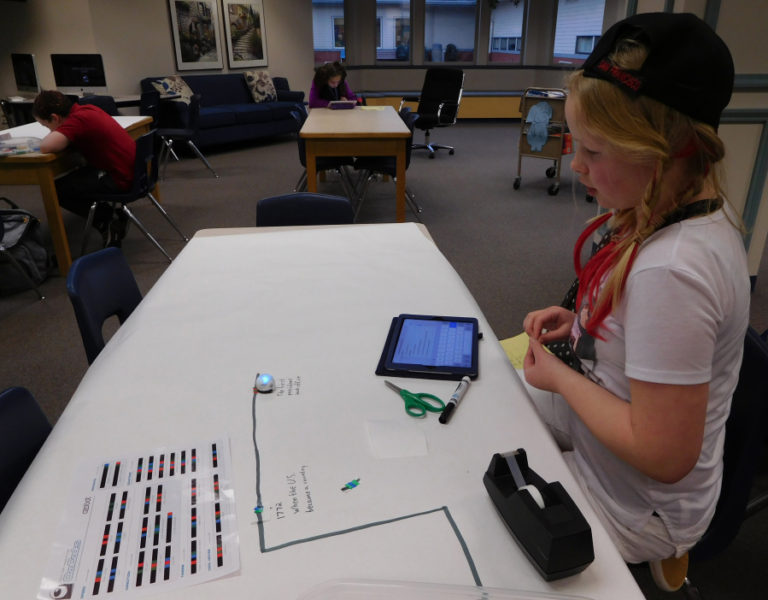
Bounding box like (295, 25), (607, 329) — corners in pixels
(567, 208), (750, 546)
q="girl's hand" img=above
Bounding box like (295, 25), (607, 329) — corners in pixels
(523, 306), (575, 343)
(523, 336), (571, 393)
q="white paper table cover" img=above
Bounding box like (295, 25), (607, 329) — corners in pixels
(0, 223), (643, 600)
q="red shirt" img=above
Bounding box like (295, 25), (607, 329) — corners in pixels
(56, 103), (136, 190)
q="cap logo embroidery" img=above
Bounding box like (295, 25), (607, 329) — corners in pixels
(595, 59), (642, 92)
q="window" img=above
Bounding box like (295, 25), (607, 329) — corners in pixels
(425, 0), (477, 63)
(488, 0), (524, 64)
(491, 37), (521, 52)
(377, 1), (411, 61)
(552, 0), (605, 65)
(312, 0), (345, 64)
(575, 34), (599, 54)
(334, 18), (345, 48)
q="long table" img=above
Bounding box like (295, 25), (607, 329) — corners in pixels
(300, 106), (411, 222)
(0, 224), (644, 600)
(0, 116), (153, 276)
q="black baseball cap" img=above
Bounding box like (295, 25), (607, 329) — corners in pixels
(582, 12), (734, 129)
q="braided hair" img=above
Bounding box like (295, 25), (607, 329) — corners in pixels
(568, 39), (729, 338)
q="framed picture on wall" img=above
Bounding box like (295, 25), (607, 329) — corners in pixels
(168, 0), (224, 70)
(222, 0), (268, 68)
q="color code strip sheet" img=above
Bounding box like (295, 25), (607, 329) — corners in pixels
(37, 438), (238, 599)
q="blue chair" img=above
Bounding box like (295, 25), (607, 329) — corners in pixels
(257, 193), (355, 226)
(0, 387), (51, 513)
(80, 130), (188, 261)
(662, 326), (768, 597)
(294, 136), (357, 200)
(352, 108), (422, 221)
(78, 94), (119, 116)
(66, 247), (143, 365)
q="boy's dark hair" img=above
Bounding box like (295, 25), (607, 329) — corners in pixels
(313, 61), (347, 87)
(32, 90), (74, 121)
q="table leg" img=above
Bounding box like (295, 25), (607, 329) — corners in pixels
(305, 143), (318, 193)
(395, 140), (406, 223)
(37, 166), (72, 276)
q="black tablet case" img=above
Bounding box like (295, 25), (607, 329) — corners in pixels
(375, 317), (477, 381)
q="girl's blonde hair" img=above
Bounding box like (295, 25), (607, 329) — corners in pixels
(569, 38), (730, 336)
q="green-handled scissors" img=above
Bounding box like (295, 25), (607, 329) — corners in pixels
(385, 381), (445, 418)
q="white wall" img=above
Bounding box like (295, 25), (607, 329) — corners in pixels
(0, 0), (315, 99)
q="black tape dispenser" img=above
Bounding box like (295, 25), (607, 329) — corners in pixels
(483, 449), (594, 581)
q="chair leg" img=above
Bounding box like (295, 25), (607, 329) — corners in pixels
(119, 205), (172, 262)
(430, 142), (455, 155)
(160, 139), (174, 180)
(353, 171), (375, 221)
(162, 136), (179, 162)
(352, 169), (369, 197)
(81, 201), (99, 256)
(294, 170), (308, 192)
(682, 578), (703, 599)
(411, 130), (435, 158)
(405, 188), (423, 223)
(186, 140), (219, 178)
(147, 192), (189, 242)
(336, 166), (359, 204)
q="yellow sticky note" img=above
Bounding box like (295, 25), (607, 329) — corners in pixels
(499, 332), (531, 369)
(499, 332), (553, 368)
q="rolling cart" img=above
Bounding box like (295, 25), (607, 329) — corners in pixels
(513, 87), (568, 196)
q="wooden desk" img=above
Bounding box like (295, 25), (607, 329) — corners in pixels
(0, 224), (644, 600)
(300, 106), (411, 222)
(0, 116), (152, 275)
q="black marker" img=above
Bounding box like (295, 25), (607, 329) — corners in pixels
(439, 376), (471, 424)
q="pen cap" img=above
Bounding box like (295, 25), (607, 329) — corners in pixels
(438, 402), (455, 424)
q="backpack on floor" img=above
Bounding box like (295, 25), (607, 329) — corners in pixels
(0, 197), (54, 295)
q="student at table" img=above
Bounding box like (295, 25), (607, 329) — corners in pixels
(32, 90), (136, 246)
(521, 12), (749, 592)
(308, 61), (358, 108)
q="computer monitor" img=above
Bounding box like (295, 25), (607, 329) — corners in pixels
(10, 53), (40, 95)
(51, 53), (108, 96)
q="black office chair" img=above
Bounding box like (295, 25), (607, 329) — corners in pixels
(667, 326), (768, 598)
(294, 136), (357, 201)
(156, 93), (218, 179)
(78, 94), (119, 116)
(402, 67), (464, 159)
(80, 130), (188, 261)
(257, 192), (355, 226)
(352, 108), (422, 221)
(0, 386), (52, 513)
(66, 247), (143, 365)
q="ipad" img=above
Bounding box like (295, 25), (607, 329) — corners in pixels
(383, 314), (479, 379)
(328, 100), (357, 110)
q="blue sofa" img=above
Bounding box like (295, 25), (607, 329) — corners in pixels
(140, 73), (306, 149)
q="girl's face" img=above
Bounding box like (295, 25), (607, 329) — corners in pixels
(565, 96), (655, 211)
(328, 75), (342, 88)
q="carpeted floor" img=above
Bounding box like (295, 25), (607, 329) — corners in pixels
(1, 120), (766, 599)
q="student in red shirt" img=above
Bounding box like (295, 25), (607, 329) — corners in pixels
(32, 91), (136, 245)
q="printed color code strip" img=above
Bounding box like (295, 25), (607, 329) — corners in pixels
(93, 558), (104, 595)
